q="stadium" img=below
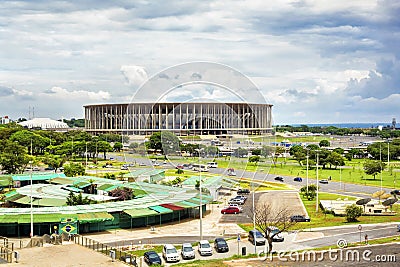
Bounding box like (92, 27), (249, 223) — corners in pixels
(84, 102), (273, 136)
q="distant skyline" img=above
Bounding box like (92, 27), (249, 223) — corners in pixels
(0, 1), (399, 125)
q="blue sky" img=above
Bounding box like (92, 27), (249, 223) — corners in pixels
(0, 0), (399, 125)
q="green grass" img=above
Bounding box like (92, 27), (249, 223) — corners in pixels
(298, 192), (399, 230)
(239, 192), (399, 231)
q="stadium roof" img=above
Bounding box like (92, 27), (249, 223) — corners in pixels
(19, 117), (69, 129)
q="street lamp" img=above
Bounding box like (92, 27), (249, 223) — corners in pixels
(29, 160), (33, 238)
(29, 139), (34, 238)
(316, 150), (319, 212)
(306, 151), (309, 195)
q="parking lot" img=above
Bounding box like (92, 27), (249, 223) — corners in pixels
(219, 190), (308, 225)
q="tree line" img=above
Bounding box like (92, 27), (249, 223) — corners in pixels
(0, 123), (127, 174)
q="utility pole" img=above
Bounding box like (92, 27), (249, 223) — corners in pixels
(316, 151), (319, 212)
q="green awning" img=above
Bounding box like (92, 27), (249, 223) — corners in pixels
(74, 182), (91, 189)
(13, 196), (32, 205)
(175, 201), (199, 208)
(149, 205), (173, 214)
(32, 198), (66, 207)
(76, 212), (114, 223)
(123, 208), (159, 218)
(17, 213), (64, 223)
(0, 215), (19, 223)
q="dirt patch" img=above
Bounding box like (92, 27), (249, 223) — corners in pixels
(6, 243), (127, 267)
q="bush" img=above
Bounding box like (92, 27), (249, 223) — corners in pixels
(345, 204), (363, 222)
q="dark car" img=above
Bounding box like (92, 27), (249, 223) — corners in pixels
(274, 176), (284, 182)
(237, 188), (250, 194)
(221, 206), (240, 214)
(214, 237), (229, 253)
(290, 215), (311, 222)
(144, 251), (162, 265)
(248, 229), (266, 246)
(120, 255), (137, 266)
(294, 177), (302, 182)
(319, 179), (329, 184)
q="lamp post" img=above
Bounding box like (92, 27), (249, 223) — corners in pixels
(306, 152), (309, 195)
(316, 151), (319, 212)
(29, 160), (33, 238)
(380, 143), (383, 192)
(29, 138), (34, 237)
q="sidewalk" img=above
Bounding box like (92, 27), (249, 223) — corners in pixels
(86, 203), (246, 244)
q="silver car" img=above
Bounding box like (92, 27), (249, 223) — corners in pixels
(181, 243), (195, 259)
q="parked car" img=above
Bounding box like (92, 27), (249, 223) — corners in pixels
(233, 195), (247, 201)
(176, 164), (184, 169)
(274, 176), (284, 182)
(162, 244), (180, 262)
(33, 166), (40, 171)
(44, 166), (55, 171)
(397, 224), (400, 232)
(268, 226), (284, 242)
(119, 255), (137, 266)
(120, 166), (128, 170)
(237, 188), (250, 194)
(207, 162), (218, 168)
(143, 251), (162, 265)
(290, 215), (311, 222)
(319, 179), (329, 184)
(227, 168), (236, 176)
(221, 206), (240, 214)
(248, 229), (266, 246)
(228, 198), (245, 205)
(214, 237), (229, 253)
(228, 203), (243, 212)
(198, 240), (213, 256)
(294, 177), (303, 182)
(181, 243), (195, 260)
(139, 162), (146, 166)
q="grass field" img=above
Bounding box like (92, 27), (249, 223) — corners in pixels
(239, 192), (399, 232)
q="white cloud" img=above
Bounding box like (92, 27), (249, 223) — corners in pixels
(120, 65), (148, 87)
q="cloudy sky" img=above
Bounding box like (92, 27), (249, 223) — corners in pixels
(0, 0), (399, 125)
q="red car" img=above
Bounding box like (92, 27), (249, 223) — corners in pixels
(221, 207), (240, 214)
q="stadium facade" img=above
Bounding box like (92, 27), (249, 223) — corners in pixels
(84, 102), (273, 135)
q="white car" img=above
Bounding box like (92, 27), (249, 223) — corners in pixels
(228, 198), (245, 205)
(162, 244), (180, 262)
(198, 240), (212, 256)
(181, 243), (195, 259)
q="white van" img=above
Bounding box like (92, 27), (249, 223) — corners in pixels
(207, 162), (218, 168)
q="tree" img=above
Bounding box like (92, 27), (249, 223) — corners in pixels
(252, 149), (261, 156)
(290, 145), (306, 166)
(319, 139), (330, 147)
(300, 184), (318, 200)
(249, 155), (260, 164)
(0, 140), (29, 174)
(272, 146), (285, 166)
(42, 153), (66, 172)
(233, 147), (248, 158)
(147, 131), (180, 155)
(109, 187), (134, 200)
(66, 192), (91, 206)
(250, 202), (296, 254)
(326, 152), (345, 169)
(63, 163), (85, 177)
(113, 142), (123, 152)
(345, 204), (363, 222)
(363, 160), (386, 179)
